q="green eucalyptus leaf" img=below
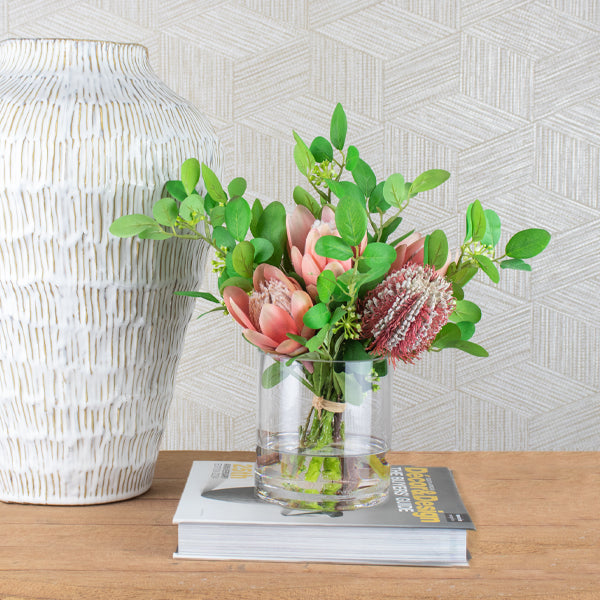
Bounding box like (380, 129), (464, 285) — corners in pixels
(448, 264), (478, 287)
(464, 203), (473, 243)
(482, 209), (501, 248)
(262, 360), (285, 389)
(368, 181), (390, 214)
(303, 303), (332, 329)
(360, 242), (396, 271)
(293, 186), (320, 218)
(179, 193), (205, 223)
(219, 275), (253, 294)
(325, 179), (365, 207)
(426, 229), (449, 271)
(475, 255), (500, 283)
(452, 283), (465, 300)
(457, 321), (475, 341)
(317, 269), (337, 303)
(445, 340), (489, 357)
(181, 158), (201, 196)
(232, 240), (255, 278)
(201, 163), (227, 203)
(409, 169), (450, 195)
(250, 237), (274, 263)
(309, 136), (334, 163)
(383, 173), (407, 208)
(110, 214), (158, 238)
(212, 225), (236, 251)
(346, 145), (359, 170)
(351, 158), (377, 197)
(500, 258), (532, 271)
(314, 235), (354, 260)
(224, 197), (252, 241)
(432, 322), (462, 348)
(293, 131), (315, 176)
(204, 193), (216, 212)
(505, 229), (551, 259)
(335, 195), (368, 246)
(450, 300), (482, 324)
(165, 180), (187, 202)
(152, 198), (179, 227)
(330, 102), (347, 150)
(471, 200), (486, 242)
(305, 326), (329, 352)
(256, 201), (287, 265)
(377, 217), (402, 243)
(210, 205), (226, 227)
(138, 227), (172, 240)
(227, 177), (247, 198)
(250, 198), (263, 237)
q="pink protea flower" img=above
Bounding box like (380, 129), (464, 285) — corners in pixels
(360, 263), (455, 364)
(223, 264), (315, 357)
(390, 232), (453, 277)
(287, 205), (365, 299)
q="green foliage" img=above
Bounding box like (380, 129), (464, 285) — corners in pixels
(314, 235), (354, 260)
(346, 145), (359, 170)
(330, 102), (347, 150)
(224, 197), (251, 241)
(201, 163), (227, 203)
(293, 186), (320, 217)
(382, 174), (407, 208)
(335, 195), (368, 246)
(425, 230), (448, 271)
(351, 158), (376, 197)
(181, 158), (200, 195)
(227, 177), (247, 198)
(109, 214), (159, 238)
(152, 198), (179, 226)
(506, 229), (551, 259)
(303, 303), (332, 329)
(500, 258), (532, 271)
(310, 136), (334, 163)
(409, 169), (450, 195)
(232, 241), (254, 278)
(255, 201), (287, 265)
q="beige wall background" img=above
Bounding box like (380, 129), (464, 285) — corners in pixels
(1, 0), (599, 450)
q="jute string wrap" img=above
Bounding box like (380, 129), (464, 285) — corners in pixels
(312, 395), (346, 417)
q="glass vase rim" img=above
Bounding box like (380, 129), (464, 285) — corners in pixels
(0, 38), (149, 52)
(259, 351), (389, 367)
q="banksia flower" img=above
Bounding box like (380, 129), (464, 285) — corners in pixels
(360, 263), (455, 363)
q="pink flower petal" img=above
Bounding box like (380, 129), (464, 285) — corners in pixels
(321, 206), (335, 227)
(263, 264), (299, 293)
(276, 338), (304, 355)
(305, 229), (327, 270)
(243, 329), (278, 352)
(406, 237), (425, 263)
(325, 262), (346, 278)
(290, 246), (304, 276)
(223, 287), (255, 330)
(259, 304), (298, 343)
(253, 263), (267, 289)
(301, 253), (322, 286)
(306, 283), (318, 300)
(290, 290), (313, 331)
(287, 205), (314, 254)
(300, 325), (315, 339)
(390, 244), (408, 272)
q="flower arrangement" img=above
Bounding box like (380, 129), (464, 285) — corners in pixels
(111, 103), (550, 509)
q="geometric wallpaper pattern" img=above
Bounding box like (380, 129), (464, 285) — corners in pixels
(2, 0), (599, 450)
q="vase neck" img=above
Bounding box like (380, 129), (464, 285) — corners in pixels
(0, 39), (152, 77)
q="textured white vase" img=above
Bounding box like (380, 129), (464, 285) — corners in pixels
(0, 39), (222, 504)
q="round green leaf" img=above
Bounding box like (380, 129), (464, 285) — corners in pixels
(383, 174), (407, 208)
(335, 196), (368, 247)
(212, 225), (236, 251)
(317, 269), (337, 303)
(227, 177), (247, 198)
(250, 237), (274, 263)
(179, 193), (205, 223)
(450, 300), (482, 324)
(250, 198), (263, 237)
(475, 255), (500, 283)
(201, 163), (227, 203)
(224, 197), (252, 242)
(426, 230), (449, 271)
(309, 136), (334, 163)
(303, 302), (331, 329)
(165, 180), (187, 202)
(360, 242), (396, 270)
(219, 275), (253, 294)
(231, 241), (255, 278)
(470, 200), (486, 242)
(138, 227), (172, 240)
(409, 169), (450, 195)
(505, 229), (551, 259)
(351, 158), (376, 197)
(432, 322), (461, 348)
(181, 158), (200, 195)
(314, 235), (354, 260)
(500, 258), (532, 271)
(456, 321), (475, 341)
(330, 102), (347, 150)
(293, 186), (320, 217)
(256, 201), (287, 266)
(152, 198), (179, 226)
(325, 180), (365, 206)
(482, 209), (501, 248)
(368, 181), (390, 213)
(346, 145), (359, 170)
(109, 214), (157, 238)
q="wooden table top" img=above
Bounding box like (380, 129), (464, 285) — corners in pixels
(1, 451), (598, 600)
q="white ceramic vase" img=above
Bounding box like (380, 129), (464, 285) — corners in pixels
(0, 39), (222, 504)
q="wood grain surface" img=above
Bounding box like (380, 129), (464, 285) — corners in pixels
(0, 451), (598, 600)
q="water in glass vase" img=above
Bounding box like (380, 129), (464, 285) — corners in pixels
(255, 433), (390, 511)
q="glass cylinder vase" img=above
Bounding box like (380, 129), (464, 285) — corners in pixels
(255, 352), (392, 511)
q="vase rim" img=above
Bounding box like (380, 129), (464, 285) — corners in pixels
(0, 38), (148, 52)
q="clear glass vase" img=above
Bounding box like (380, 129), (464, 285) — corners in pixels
(255, 352), (392, 511)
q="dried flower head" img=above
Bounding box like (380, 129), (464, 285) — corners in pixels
(360, 263), (455, 363)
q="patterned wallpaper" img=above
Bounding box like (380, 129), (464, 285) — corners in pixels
(1, 0), (599, 450)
